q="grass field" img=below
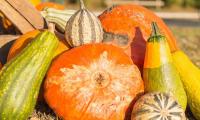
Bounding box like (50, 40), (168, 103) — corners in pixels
(170, 26), (200, 67)
(29, 26), (200, 120)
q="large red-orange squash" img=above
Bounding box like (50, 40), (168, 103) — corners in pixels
(99, 5), (178, 70)
(44, 43), (144, 120)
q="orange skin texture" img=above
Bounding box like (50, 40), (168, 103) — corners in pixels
(7, 30), (70, 62)
(36, 2), (65, 11)
(44, 43), (144, 120)
(99, 4), (178, 71)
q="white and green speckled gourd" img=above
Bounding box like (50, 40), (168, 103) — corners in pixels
(131, 92), (186, 120)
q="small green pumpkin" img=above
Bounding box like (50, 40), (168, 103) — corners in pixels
(131, 92), (186, 120)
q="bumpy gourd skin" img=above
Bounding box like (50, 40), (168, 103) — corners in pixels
(0, 31), (59, 120)
(173, 51), (200, 119)
(143, 22), (187, 110)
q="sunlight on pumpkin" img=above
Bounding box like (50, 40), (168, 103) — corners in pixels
(46, 51), (144, 119)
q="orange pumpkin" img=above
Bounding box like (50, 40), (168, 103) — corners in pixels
(99, 5), (178, 71)
(44, 43), (144, 120)
(7, 30), (70, 61)
(36, 2), (65, 11)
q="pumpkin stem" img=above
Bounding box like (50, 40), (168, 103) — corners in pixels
(148, 22), (165, 42)
(151, 22), (161, 37)
(48, 22), (55, 33)
(80, 0), (85, 9)
(92, 70), (110, 88)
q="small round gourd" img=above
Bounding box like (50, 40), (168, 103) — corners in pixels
(131, 92), (186, 120)
(65, 0), (103, 47)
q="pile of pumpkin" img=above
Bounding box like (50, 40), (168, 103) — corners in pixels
(0, 0), (200, 120)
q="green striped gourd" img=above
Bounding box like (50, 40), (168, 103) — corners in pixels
(41, 8), (75, 33)
(143, 22), (187, 110)
(0, 31), (58, 120)
(65, 0), (103, 47)
(131, 92), (186, 120)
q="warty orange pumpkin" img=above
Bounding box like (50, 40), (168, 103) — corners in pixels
(44, 43), (144, 120)
(99, 5), (178, 71)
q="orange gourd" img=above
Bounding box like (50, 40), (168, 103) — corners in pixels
(99, 5), (178, 71)
(7, 30), (70, 61)
(44, 43), (144, 120)
(36, 2), (65, 11)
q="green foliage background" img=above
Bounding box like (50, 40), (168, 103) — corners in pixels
(164, 0), (200, 8)
(45, 0), (200, 8)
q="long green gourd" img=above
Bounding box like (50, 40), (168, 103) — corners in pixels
(143, 22), (187, 110)
(0, 31), (59, 120)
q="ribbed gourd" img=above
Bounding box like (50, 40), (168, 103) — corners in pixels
(131, 92), (186, 120)
(0, 31), (58, 120)
(65, 0), (103, 47)
(143, 22), (187, 110)
(44, 43), (144, 120)
(41, 8), (75, 33)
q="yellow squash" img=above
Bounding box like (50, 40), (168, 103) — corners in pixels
(172, 51), (200, 119)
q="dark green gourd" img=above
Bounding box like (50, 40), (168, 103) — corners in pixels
(143, 22), (187, 110)
(0, 31), (59, 120)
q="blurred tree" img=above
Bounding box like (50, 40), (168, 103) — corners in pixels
(164, 0), (182, 7)
(182, 0), (193, 7)
(61, 0), (106, 9)
(69, 0), (77, 3)
(67, 0), (90, 7)
(100, 0), (106, 7)
(193, 0), (200, 8)
(42, 0), (64, 3)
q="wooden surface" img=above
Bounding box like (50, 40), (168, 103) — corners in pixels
(6, 0), (44, 29)
(0, 0), (44, 34)
(0, 35), (19, 47)
(0, 0), (35, 34)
